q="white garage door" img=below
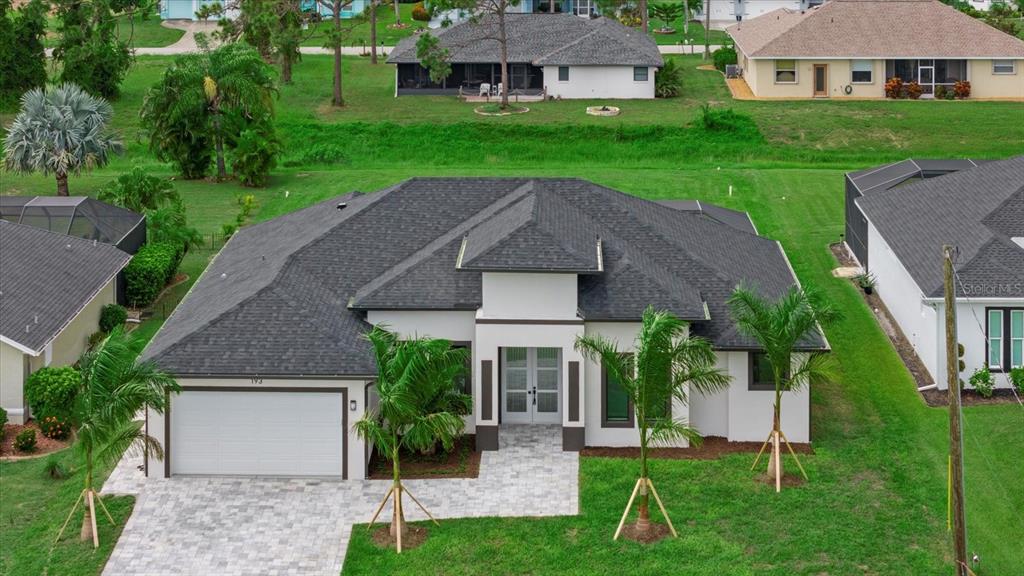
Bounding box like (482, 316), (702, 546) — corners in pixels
(171, 390), (345, 477)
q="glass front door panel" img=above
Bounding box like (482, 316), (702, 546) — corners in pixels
(501, 347), (561, 423)
(503, 348), (529, 419)
(535, 348), (560, 415)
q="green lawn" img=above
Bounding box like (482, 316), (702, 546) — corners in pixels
(302, 3), (429, 47)
(1, 47), (1022, 576)
(44, 13), (185, 48)
(0, 450), (133, 576)
(649, 18), (729, 45)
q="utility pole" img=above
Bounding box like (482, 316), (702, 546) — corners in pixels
(704, 0), (711, 59)
(943, 245), (968, 576)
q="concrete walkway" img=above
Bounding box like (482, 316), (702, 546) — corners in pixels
(102, 425), (578, 576)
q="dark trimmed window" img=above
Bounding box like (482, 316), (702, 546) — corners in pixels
(602, 355), (633, 427)
(987, 308), (1023, 372)
(749, 352), (779, 391)
(452, 342), (472, 395)
(633, 67), (649, 82)
(558, 66), (569, 81)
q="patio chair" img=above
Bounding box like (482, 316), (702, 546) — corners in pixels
(479, 83), (491, 97)
(496, 82), (504, 96)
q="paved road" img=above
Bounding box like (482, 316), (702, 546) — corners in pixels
(102, 425), (578, 576)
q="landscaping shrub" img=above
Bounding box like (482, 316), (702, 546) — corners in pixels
(411, 1), (431, 21)
(88, 330), (108, 350)
(124, 242), (183, 308)
(99, 303), (128, 333)
(905, 81), (923, 100)
(655, 58), (683, 98)
(969, 367), (994, 398)
(954, 80), (971, 99)
(231, 118), (280, 187)
(25, 366), (79, 421)
(14, 428), (37, 453)
(1010, 367), (1024, 394)
(39, 414), (70, 440)
(0, 406), (7, 431)
(884, 76), (904, 99)
(44, 454), (70, 479)
(98, 166), (180, 213)
(712, 46), (737, 73)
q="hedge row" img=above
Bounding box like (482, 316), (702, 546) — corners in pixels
(124, 242), (184, 308)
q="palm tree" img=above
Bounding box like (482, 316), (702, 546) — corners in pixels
(355, 326), (469, 552)
(575, 306), (730, 540)
(55, 328), (179, 548)
(727, 284), (840, 492)
(3, 84), (122, 196)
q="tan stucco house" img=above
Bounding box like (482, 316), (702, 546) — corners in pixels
(0, 221), (130, 424)
(727, 0), (1024, 99)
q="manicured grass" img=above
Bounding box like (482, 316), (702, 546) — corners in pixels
(302, 3), (429, 47)
(649, 18), (729, 45)
(44, 13), (185, 48)
(0, 449), (133, 576)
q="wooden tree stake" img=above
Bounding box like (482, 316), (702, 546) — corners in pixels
(646, 479), (677, 538)
(404, 486), (440, 526)
(779, 431), (808, 480)
(55, 489), (86, 543)
(367, 486), (394, 529)
(87, 490), (99, 548)
(613, 478), (643, 541)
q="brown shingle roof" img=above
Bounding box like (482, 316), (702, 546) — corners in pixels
(728, 0), (1024, 58)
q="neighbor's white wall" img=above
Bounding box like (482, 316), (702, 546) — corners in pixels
(50, 277), (116, 367)
(480, 272), (578, 320)
(724, 352), (811, 443)
(543, 66), (656, 100)
(147, 378), (370, 480)
(0, 342), (27, 424)
(866, 222), (939, 381)
(932, 299), (1024, 390)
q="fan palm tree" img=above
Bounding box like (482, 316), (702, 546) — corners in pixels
(55, 327), (179, 548)
(3, 84), (122, 196)
(355, 326), (469, 552)
(727, 284), (840, 492)
(575, 306), (730, 539)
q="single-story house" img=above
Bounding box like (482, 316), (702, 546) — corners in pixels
(160, 0), (359, 21)
(0, 221), (132, 424)
(387, 13), (664, 99)
(141, 178), (827, 479)
(702, 0), (826, 29)
(848, 156), (1023, 389)
(727, 0), (1024, 99)
(429, 0), (599, 28)
(0, 196), (145, 305)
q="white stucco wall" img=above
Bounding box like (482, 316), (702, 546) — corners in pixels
(931, 299), (1024, 390)
(480, 272), (578, 319)
(543, 66), (656, 99)
(366, 310), (476, 342)
(0, 342), (27, 424)
(50, 277), (116, 367)
(724, 351), (811, 443)
(147, 378), (370, 479)
(689, 351), (730, 438)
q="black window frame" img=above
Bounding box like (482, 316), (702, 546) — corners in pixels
(601, 355), (634, 428)
(986, 307), (1024, 373)
(748, 351), (784, 391)
(633, 66), (649, 82)
(451, 341), (472, 395)
(558, 66), (570, 81)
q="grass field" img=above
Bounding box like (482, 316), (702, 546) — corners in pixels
(0, 47), (1022, 576)
(44, 13), (185, 48)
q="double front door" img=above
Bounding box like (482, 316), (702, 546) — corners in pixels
(501, 347), (561, 424)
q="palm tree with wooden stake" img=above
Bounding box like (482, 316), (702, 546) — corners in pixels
(727, 284), (839, 493)
(575, 306), (730, 541)
(3, 83), (122, 196)
(55, 327), (179, 548)
(356, 326), (469, 553)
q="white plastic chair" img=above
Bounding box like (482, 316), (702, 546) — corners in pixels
(497, 82), (504, 96)
(479, 83), (491, 97)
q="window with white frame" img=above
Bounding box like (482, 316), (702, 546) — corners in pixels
(575, 0), (594, 16)
(851, 60), (873, 83)
(987, 308), (1024, 371)
(634, 67), (649, 82)
(992, 59), (1016, 74)
(775, 59), (797, 83)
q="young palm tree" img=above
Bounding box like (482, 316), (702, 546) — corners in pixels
(3, 84), (122, 196)
(55, 327), (179, 548)
(355, 326), (469, 553)
(727, 284), (840, 492)
(575, 306), (730, 540)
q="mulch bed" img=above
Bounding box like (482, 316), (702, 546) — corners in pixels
(581, 436), (812, 460)
(0, 421), (71, 459)
(618, 521), (673, 544)
(829, 242), (1021, 408)
(370, 524), (428, 551)
(368, 435), (480, 480)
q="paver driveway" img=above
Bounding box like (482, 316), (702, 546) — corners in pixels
(102, 426), (577, 576)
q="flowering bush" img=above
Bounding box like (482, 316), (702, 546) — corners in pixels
(905, 81), (923, 100)
(39, 414), (70, 440)
(954, 80), (971, 99)
(969, 367), (994, 398)
(14, 428), (37, 452)
(884, 77), (904, 99)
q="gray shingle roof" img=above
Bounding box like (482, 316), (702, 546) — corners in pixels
(728, 0), (1024, 59)
(0, 196), (144, 247)
(0, 220), (131, 354)
(387, 13), (663, 67)
(857, 156), (1024, 298)
(144, 178), (820, 377)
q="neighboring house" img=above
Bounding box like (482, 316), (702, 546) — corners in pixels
(848, 156), (1023, 390)
(159, 0), (362, 20)
(141, 178), (826, 479)
(388, 14), (663, 98)
(0, 196), (146, 305)
(727, 0), (1024, 99)
(429, 0), (599, 28)
(697, 0), (826, 29)
(0, 221), (131, 424)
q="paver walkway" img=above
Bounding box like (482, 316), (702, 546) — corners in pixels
(102, 425), (577, 576)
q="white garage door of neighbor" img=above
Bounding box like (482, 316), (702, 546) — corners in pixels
(171, 391), (345, 477)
